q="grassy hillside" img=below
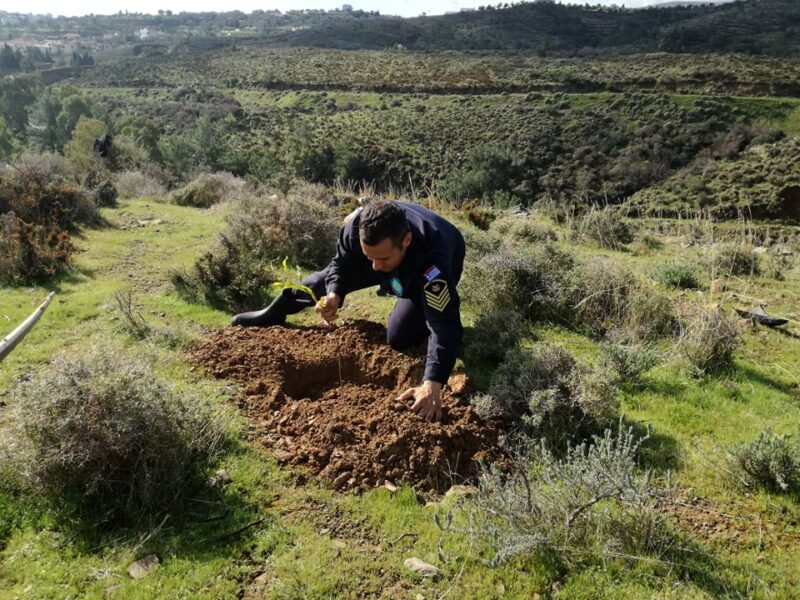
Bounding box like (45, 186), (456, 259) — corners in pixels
(631, 136), (800, 219)
(1, 193), (799, 598)
(79, 48), (800, 97)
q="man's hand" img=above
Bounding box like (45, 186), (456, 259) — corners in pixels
(397, 380), (443, 422)
(315, 292), (340, 323)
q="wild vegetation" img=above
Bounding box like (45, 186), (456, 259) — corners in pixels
(1, 2), (800, 597)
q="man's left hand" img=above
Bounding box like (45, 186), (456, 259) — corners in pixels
(397, 380), (443, 422)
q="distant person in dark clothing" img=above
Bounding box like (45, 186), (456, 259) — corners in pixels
(232, 200), (466, 422)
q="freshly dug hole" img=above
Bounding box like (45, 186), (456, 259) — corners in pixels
(187, 320), (505, 493)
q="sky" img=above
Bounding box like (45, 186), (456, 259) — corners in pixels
(2, 0), (672, 19)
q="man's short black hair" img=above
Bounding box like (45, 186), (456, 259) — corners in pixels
(359, 201), (409, 248)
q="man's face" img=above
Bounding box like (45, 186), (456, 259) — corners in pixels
(361, 232), (412, 272)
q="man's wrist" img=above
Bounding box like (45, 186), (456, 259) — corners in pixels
(422, 380), (443, 392)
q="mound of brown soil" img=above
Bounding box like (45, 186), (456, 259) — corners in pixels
(187, 320), (505, 493)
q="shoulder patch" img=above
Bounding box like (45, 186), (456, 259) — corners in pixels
(423, 265), (442, 282)
(424, 278), (451, 312)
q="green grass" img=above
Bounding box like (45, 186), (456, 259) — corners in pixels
(2, 197), (800, 597)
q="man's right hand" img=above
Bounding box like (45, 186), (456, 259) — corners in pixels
(315, 292), (340, 323)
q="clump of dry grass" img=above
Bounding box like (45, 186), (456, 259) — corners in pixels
(679, 305), (741, 377)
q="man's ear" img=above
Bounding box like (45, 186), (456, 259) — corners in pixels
(402, 231), (412, 249)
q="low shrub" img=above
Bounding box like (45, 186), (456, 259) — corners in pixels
(652, 261), (700, 289)
(0, 213), (76, 284)
(600, 342), (661, 384)
(448, 424), (671, 572)
(490, 214), (558, 244)
(465, 244), (674, 343)
(572, 207), (635, 250)
(571, 258), (675, 341)
(612, 284), (677, 342)
(635, 230), (663, 251)
(762, 246), (795, 281)
(0, 346), (229, 524)
(114, 170), (167, 199)
(570, 257), (636, 336)
(729, 428), (800, 492)
(169, 172), (248, 208)
(679, 306), (741, 377)
(481, 344), (618, 446)
(1, 154), (71, 189)
(707, 242), (761, 278)
(83, 170), (118, 208)
(173, 188), (340, 311)
(0, 174), (97, 231)
(463, 310), (528, 365)
(462, 243), (577, 327)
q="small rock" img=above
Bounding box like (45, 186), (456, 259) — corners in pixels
(273, 449), (293, 463)
(403, 557), (441, 578)
(127, 554), (160, 579)
(447, 373), (470, 397)
(332, 540), (347, 550)
(104, 585), (120, 598)
(384, 481), (398, 493)
(445, 485), (478, 499)
(209, 468), (232, 487)
(416, 595), (426, 600)
(253, 571), (271, 586)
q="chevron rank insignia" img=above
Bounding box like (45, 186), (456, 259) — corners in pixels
(424, 278), (450, 312)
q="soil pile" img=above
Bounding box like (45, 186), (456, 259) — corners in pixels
(187, 320), (505, 493)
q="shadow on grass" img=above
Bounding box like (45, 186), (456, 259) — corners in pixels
(634, 377), (687, 398)
(773, 326), (800, 341)
(624, 417), (683, 472)
(0, 439), (281, 568)
(650, 525), (753, 598)
(736, 363), (797, 396)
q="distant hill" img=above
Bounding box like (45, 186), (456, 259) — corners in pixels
(649, 1), (734, 8)
(263, 0), (799, 56)
(0, 0), (797, 57)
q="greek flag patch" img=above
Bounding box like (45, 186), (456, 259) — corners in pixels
(424, 265), (442, 282)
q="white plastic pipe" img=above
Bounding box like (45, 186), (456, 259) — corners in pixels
(0, 292), (55, 362)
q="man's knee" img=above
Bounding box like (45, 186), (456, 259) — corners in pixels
(387, 328), (406, 351)
(387, 327), (427, 352)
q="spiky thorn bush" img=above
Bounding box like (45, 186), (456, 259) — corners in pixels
(729, 428), (800, 493)
(440, 423), (676, 571)
(0, 347), (230, 524)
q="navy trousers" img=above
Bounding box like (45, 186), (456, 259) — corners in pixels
(277, 267), (430, 351)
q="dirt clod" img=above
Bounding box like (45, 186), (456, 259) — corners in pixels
(188, 320), (504, 493)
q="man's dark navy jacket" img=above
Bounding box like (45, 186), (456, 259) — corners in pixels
(325, 202), (465, 385)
